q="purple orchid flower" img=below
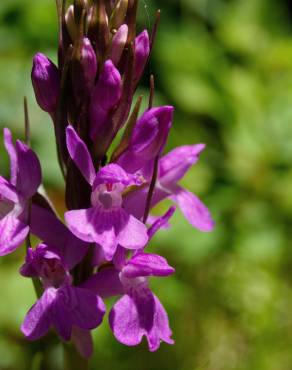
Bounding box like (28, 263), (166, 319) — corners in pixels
(124, 144), (215, 232)
(21, 243), (105, 351)
(116, 106), (174, 174)
(0, 128), (41, 256)
(83, 248), (174, 351)
(64, 126), (148, 260)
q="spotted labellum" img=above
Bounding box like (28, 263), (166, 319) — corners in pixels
(1, 0), (215, 362)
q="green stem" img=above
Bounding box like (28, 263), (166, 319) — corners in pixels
(63, 342), (88, 370)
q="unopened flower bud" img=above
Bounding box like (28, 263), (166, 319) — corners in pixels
(134, 30), (150, 82)
(89, 60), (122, 141)
(81, 37), (97, 89)
(110, 24), (128, 66)
(31, 53), (59, 115)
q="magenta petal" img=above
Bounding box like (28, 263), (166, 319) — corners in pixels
(170, 185), (215, 232)
(0, 176), (19, 203)
(109, 292), (148, 347)
(3, 128), (17, 185)
(69, 287), (106, 330)
(122, 253), (175, 278)
(109, 287), (174, 351)
(81, 267), (125, 298)
(65, 207), (119, 260)
(53, 286), (105, 340)
(147, 206), (176, 240)
(117, 106), (173, 174)
(15, 140), (41, 198)
(65, 207), (99, 244)
(159, 144), (205, 186)
(0, 214), (29, 256)
(21, 289), (55, 340)
(65, 206), (147, 260)
(148, 293), (174, 351)
(116, 212), (148, 250)
(66, 126), (96, 185)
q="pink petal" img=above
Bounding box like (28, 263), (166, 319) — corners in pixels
(21, 289), (55, 340)
(122, 253), (175, 278)
(117, 106), (173, 174)
(170, 185), (215, 232)
(15, 140), (42, 198)
(0, 214), (29, 256)
(147, 293), (174, 351)
(65, 206), (148, 260)
(117, 212), (148, 250)
(109, 287), (174, 351)
(53, 286), (105, 340)
(0, 176), (19, 203)
(159, 144), (205, 186)
(66, 126), (96, 185)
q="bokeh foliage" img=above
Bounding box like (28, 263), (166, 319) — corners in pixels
(1, 0), (292, 369)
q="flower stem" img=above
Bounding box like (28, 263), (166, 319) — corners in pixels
(63, 342), (88, 370)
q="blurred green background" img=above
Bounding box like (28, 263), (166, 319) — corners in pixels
(1, 0), (292, 369)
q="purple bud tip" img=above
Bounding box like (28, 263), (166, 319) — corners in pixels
(81, 38), (97, 88)
(110, 24), (128, 66)
(31, 53), (60, 115)
(134, 30), (150, 81)
(92, 60), (122, 111)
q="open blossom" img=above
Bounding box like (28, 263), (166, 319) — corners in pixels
(65, 126), (148, 260)
(83, 247), (174, 351)
(0, 128), (41, 256)
(21, 244), (105, 346)
(124, 144), (215, 231)
(116, 106), (174, 174)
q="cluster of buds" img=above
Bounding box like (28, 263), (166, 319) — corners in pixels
(0, 0), (214, 359)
